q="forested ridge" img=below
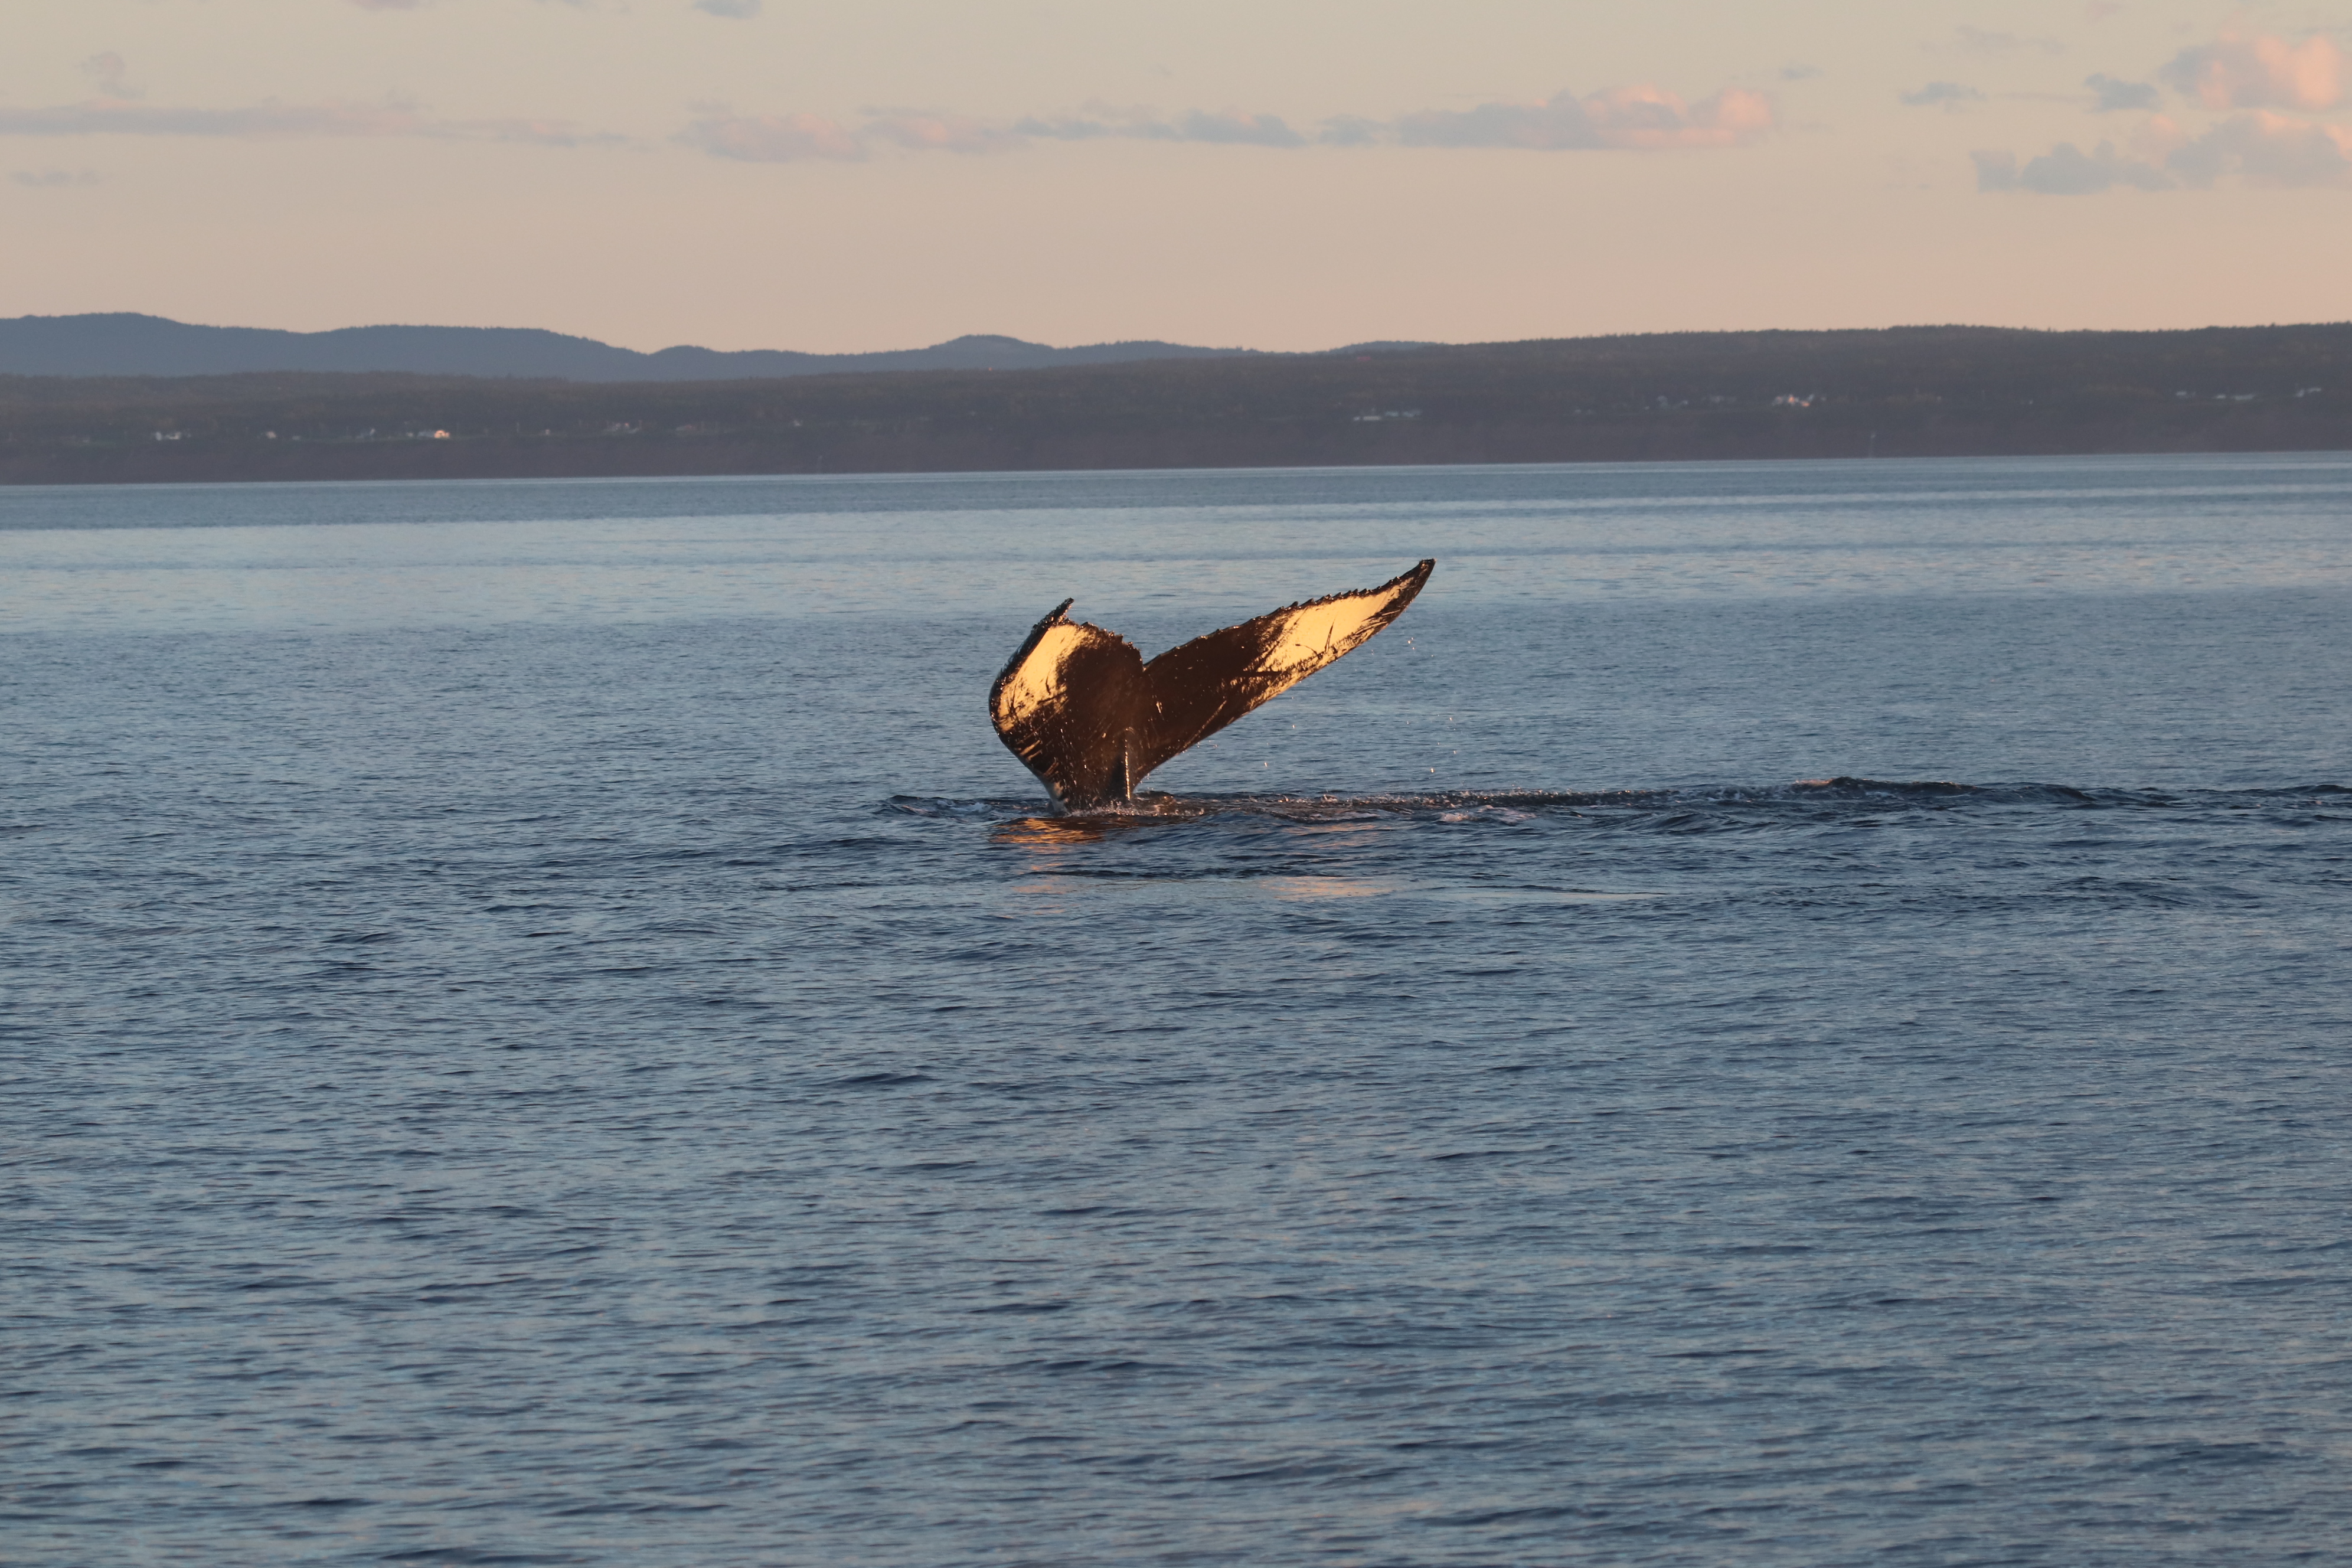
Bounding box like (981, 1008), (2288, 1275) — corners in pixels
(6, 323), (2349, 484)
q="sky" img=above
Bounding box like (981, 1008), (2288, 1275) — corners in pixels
(5, 1), (2350, 353)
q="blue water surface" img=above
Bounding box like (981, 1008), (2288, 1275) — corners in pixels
(5, 456), (2351, 1566)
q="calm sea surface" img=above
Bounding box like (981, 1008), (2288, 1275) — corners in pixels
(5, 456), (2351, 1566)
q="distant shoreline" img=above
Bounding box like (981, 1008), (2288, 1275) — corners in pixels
(6, 422), (2348, 488)
(7, 323), (2348, 486)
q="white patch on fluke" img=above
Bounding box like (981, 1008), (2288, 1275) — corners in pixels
(1259, 595), (1388, 676)
(995, 621), (1091, 723)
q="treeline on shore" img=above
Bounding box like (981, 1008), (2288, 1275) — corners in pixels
(4, 324), (2348, 484)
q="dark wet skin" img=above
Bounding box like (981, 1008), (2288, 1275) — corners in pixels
(988, 560), (1435, 809)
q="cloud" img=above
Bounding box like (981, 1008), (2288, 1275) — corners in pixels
(2167, 110), (2352, 187)
(1151, 110), (1307, 147)
(682, 82), (1775, 164)
(1975, 113), (2352, 192)
(679, 112), (864, 161)
(864, 110), (1025, 154)
(1007, 113), (1112, 142)
(1391, 84), (1772, 150)
(1021, 86), (1773, 153)
(672, 82), (1768, 166)
(2160, 32), (2344, 111)
(12, 167), (99, 187)
(1900, 81), (1984, 109)
(692, 0), (761, 15)
(1973, 141), (2170, 192)
(1781, 63), (1821, 81)
(2086, 74), (2161, 112)
(1317, 115), (1383, 147)
(1393, 93), (1603, 148)
(80, 53), (140, 102)
(1007, 105), (1306, 146)
(0, 99), (620, 146)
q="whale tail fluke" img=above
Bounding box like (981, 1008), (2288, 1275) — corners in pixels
(989, 560), (1434, 808)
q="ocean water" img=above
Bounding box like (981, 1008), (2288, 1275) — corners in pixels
(5, 455), (2351, 1567)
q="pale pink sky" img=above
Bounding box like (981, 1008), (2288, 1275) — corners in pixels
(5, 1), (2349, 354)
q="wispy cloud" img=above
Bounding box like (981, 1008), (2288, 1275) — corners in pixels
(681, 83), (1774, 163)
(2167, 111), (2352, 187)
(692, 0), (761, 17)
(866, 110), (1028, 153)
(80, 53), (140, 102)
(1014, 106), (1308, 147)
(12, 166), (99, 187)
(1391, 85), (1771, 150)
(2160, 32), (2344, 112)
(1978, 110), (2352, 192)
(1969, 25), (2352, 195)
(2086, 74), (2160, 112)
(1900, 81), (1984, 109)
(0, 99), (620, 146)
(1390, 95), (1613, 149)
(680, 112), (863, 161)
(1974, 141), (2168, 194)
(1318, 116), (1384, 148)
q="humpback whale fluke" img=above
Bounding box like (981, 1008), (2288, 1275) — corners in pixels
(989, 559), (1435, 808)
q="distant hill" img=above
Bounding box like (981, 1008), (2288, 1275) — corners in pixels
(0, 312), (1300, 381)
(6, 322), (2347, 484)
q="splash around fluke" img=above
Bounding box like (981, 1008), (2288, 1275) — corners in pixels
(988, 559), (1435, 809)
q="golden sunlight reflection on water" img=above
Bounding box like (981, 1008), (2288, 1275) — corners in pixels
(1001, 873), (1661, 907)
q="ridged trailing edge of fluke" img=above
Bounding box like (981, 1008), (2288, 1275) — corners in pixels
(988, 559), (1435, 809)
